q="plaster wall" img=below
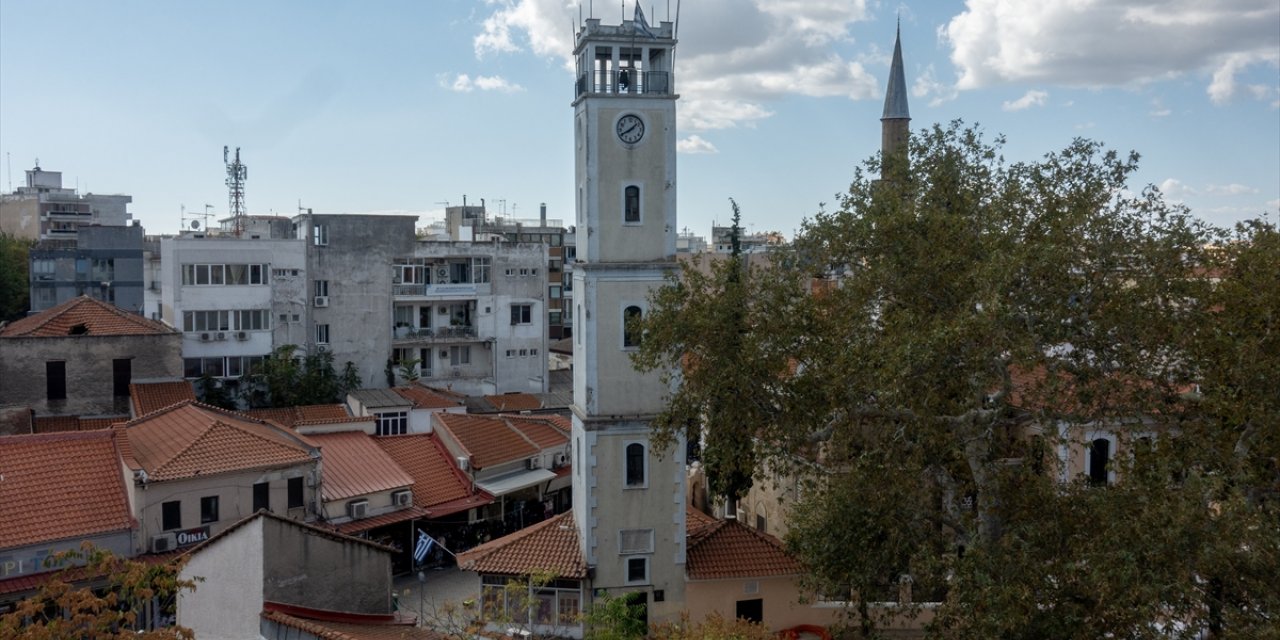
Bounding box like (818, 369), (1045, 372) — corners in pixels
(261, 516), (392, 613)
(0, 333), (182, 415)
(685, 576), (842, 631)
(177, 517), (265, 640)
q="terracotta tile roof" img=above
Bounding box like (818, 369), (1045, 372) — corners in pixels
(435, 414), (539, 470)
(130, 381), (196, 417)
(0, 295), (175, 338)
(686, 519), (801, 580)
(334, 505), (429, 535)
(0, 430), (134, 548)
(392, 385), (463, 410)
(505, 416), (570, 449)
(262, 608), (437, 640)
(32, 415), (128, 433)
(243, 404), (356, 428)
(124, 401), (316, 481)
(457, 511), (586, 578)
(483, 393), (542, 412)
(686, 506), (718, 534)
(374, 434), (490, 514)
(309, 431), (413, 501)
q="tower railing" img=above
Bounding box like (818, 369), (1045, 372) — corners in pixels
(576, 70), (671, 97)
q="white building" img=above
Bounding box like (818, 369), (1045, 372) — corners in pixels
(390, 240), (549, 395)
(0, 164), (133, 241)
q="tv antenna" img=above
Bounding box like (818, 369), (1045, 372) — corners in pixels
(223, 146), (248, 237)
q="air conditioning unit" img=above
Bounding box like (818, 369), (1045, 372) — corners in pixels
(435, 266), (450, 282)
(554, 452), (568, 468)
(456, 456), (470, 471)
(347, 500), (369, 520)
(313, 296), (329, 307)
(150, 532), (177, 553)
(392, 490), (412, 507)
(526, 456), (542, 470)
(199, 332), (211, 342)
(215, 332), (227, 341)
(316, 344), (330, 353)
(235, 331), (248, 341)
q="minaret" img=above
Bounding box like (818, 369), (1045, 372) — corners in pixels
(881, 21), (911, 181)
(569, 14), (686, 621)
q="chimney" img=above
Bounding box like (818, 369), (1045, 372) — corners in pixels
(540, 203), (547, 227)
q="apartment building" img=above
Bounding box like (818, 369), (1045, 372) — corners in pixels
(0, 165), (131, 241)
(390, 239), (549, 395)
(28, 224), (146, 314)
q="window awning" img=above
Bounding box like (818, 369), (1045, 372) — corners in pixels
(476, 468), (557, 496)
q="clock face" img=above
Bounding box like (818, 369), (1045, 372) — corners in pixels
(616, 114), (645, 144)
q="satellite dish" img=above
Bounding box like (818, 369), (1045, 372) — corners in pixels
(191, 220), (200, 229)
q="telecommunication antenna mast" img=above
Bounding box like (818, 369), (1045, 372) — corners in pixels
(223, 146), (248, 237)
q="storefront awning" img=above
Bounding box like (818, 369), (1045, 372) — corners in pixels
(475, 469), (557, 497)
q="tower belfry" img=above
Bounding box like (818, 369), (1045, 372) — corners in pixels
(881, 22), (911, 181)
(570, 11), (686, 620)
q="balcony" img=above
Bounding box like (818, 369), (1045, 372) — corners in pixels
(393, 282), (487, 298)
(392, 325), (478, 345)
(576, 70), (671, 98)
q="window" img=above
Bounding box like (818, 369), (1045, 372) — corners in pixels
(182, 264), (267, 285)
(735, 599), (763, 624)
(473, 257), (491, 283)
(112, 358), (131, 397)
(626, 556), (649, 583)
(550, 285), (562, 299)
(200, 496), (219, 524)
(234, 309), (270, 331)
(624, 185), (641, 223)
(313, 223), (328, 246)
(162, 501), (181, 531)
(511, 304), (533, 325)
(46, 361), (66, 400)
(315, 324), (330, 344)
(314, 280), (329, 297)
(625, 442), (646, 487)
(288, 477), (305, 509)
(549, 310), (563, 326)
(1089, 437), (1112, 486)
(623, 305), (643, 348)
(450, 345), (471, 366)
(376, 411), (408, 436)
(253, 482), (270, 512)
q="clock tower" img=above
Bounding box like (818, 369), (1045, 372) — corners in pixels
(570, 15), (686, 619)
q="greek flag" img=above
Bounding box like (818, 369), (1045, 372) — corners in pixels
(633, 3), (656, 38)
(413, 530), (435, 563)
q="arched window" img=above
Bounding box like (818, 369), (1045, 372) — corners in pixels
(623, 305), (643, 348)
(625, 442), (645, 487)
(624, 185), (640, 223)
(1088, 437), (1111, 486)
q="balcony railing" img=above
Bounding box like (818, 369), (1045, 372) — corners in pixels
(393, 282), (484, 297)
(576, 70), (671, 98)
(392, 325), (477, 344)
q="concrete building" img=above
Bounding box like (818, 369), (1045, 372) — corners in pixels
(159, 232), (307, 389)
(28, 223), (146, 314)
(295, 213), (418, 388)
(0, 165), (132, 241)
(390, 239), (549, 395)
(0, 296), (182, 416)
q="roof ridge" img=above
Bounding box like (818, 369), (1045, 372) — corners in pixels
(459, 511), (574, 567)
(150, 419), (307, 479)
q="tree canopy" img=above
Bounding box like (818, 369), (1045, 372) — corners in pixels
(633, 122), (1279, 638)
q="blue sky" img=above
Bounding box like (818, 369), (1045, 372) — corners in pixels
(2, 0), (1277, 239)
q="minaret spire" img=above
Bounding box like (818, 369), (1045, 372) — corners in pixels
(880, 19), (911, 181)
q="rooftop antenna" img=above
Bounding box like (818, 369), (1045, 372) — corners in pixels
(223, 146), (248, 237)
(202, 204), (214, 231)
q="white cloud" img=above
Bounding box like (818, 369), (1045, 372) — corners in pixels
(1149, 98), (1171, 117)
(677, 135), (719, 154)
(1266, 198), (1280, 210)
(912, 64), (959, 106)
(1206, 183), (1258, 195)
(1002, 89), (1048, 111)
(472, 0), (879, 132)
(941, 0), (1280, 102)
(443, 73), (524, 93)
(1159, 178), (1197, 198)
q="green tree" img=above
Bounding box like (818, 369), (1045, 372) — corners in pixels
(195, 372), (236, 410)
(0, 232), (34, 322)
(0, 543), (196, 639)
(634, 122), (1279, 638)
(338, 361), (363, 397)
(246, 345), (347, 408)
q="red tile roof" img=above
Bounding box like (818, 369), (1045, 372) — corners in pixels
(0, 295), (175, 338)
(0, 430), (134, 548)
(457, 511), (586, 578)
(435, 414), (540, 470)
(123, 401), (316, 481)
(392, 385), (463, 410)
(686, 506), (718, 534)
(309, 431), (413, 501)
(32, 414), (128, 433)
(374, 434), (490, 515)
(262, 607), (436, 640)
(334, 505), (429, 535)
(244, 404), (357, 428)
(505, 416), (570, 450)
(130, 381), (196, 417)
(483, 393), (542, 412)
(686, 519), (800, 580)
